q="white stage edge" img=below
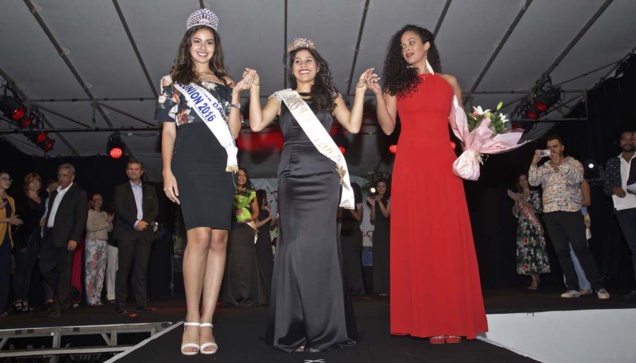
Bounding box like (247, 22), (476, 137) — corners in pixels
(483, 309), (636, 363)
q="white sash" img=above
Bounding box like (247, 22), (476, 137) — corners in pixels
(172, 80), (238, 173)
(276, 89), (354, 210)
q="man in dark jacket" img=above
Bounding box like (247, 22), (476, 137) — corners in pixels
(40, 164), (87, 317)
(113, 159), (159, 314)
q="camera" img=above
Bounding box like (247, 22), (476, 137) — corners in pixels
(539, 149), (551, 158)
(368, 186), (377, 196)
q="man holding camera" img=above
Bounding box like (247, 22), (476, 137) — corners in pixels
(529, 135), (609, 299)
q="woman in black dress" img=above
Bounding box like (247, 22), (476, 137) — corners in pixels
(368, 178), (390, 296)
(254, 189), (274, 295)
(222, 168), (266, 306)
(0, 171), (22, 316)
(339, 183), (366, 295)
(12, 173), (44, 313)
(157, 8), (247, 356)
(240, 38), (375, 352)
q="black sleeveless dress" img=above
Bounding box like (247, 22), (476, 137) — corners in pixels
(265, 97), (357, 352)
(155, 79), (234, 230)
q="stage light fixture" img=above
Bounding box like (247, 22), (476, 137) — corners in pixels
(514, 77), (563, 121)
(107, 133), (126, 159)
(0, 95), (33, 129)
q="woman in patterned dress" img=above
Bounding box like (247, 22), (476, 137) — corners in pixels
(512, 174), (551, 290)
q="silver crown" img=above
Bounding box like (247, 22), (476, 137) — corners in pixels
(287, 38), (316, 54)
(186, 9), (219, 31)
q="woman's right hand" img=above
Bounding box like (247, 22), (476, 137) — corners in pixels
(163, 171), (180, 205)
(367, 196), (375, 206)
(365, 72), (382, 95)
(8, 216), (23, 226)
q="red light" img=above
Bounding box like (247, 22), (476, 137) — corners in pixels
(338, 146), (346, 154)
(42, 138), (55, 151)
(19, 117), (33, 128)
(389, 144), (397, 154)
(526, 110), (538, 119)
(109, 147), (123, 159)
(450, 141), (456, 150)
(535, 101), (547, 112)
(11, 107), (25, 120)
(35, 132), (47, 143)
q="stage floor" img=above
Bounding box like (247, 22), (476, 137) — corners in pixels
(1, 288), (635, 362)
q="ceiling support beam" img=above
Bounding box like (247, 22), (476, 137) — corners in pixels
(433, 0), (452, 38)
(112, 0), (158, 98)
(283, 0), (289, 89)
(98, 103), (155, 127)
(467, 0), (533, 105)
(23, 1), (114, 129)
(0, 127), (160, 134)
(345, 0), (371, 95)
(535, 0), (613, 91)
(0, 66), (79, 154)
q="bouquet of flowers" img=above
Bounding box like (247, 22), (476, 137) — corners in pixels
(234, 188), (256, 223)
(449, 99), (526, 181)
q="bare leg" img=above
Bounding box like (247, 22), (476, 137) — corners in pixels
(199, 229), (228, 353)
(181, 227), (212, 354)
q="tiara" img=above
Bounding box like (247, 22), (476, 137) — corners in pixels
(186, 9), (219, 31)
(287, 38), (316, 54)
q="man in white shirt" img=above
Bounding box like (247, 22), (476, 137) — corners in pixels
(39, 164), (87, 317)
(603, 131), (636, 299)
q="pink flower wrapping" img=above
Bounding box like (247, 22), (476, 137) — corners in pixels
(449, 97), (526, 181)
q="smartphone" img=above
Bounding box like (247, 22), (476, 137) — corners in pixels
(539, 149), (551, 158)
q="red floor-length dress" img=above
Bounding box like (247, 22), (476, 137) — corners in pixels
(390, 73), (488, 339)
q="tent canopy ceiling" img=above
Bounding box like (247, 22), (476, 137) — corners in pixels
(1, 0), (635, 179)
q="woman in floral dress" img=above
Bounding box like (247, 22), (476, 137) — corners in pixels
(512, 174), (551, 289)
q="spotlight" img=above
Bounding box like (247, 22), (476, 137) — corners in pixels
(389, 144), (397, 154)
(514, 77), (563, 121)
(27, 131), (56, 152)
(584, 159), (598, 178)
(0, 95), (32, 129)
(368, 186), (377, 196)
(107, 133), (126, 159)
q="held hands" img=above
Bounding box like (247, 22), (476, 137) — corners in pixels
(357, 68), (380, 91)
(362, 68), (382, 95)
(234, 68), (260, 94)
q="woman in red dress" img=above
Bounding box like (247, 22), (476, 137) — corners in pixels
(365, 24), (488, 344)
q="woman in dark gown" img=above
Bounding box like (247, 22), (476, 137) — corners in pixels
(13, 173), (44, 312)
(239, 38), (374, 352)
(368, 178), (390, 296)
(158, 8), (247, 356)
(254, 189), (274, 295)
(222, 168), (267, 306)
(339, 183), (366, 295)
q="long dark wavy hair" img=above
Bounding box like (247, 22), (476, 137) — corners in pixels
(288, 47), (338, 113)
(236, 167), (254, 192)
(383, 25), (442, 99)
(170, 25), (229, 86)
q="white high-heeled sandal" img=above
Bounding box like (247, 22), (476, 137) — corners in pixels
(199, 322), (218, 354)
(181, 322), (200, 355)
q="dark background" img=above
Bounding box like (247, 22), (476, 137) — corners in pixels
(1, 58), (635, 297)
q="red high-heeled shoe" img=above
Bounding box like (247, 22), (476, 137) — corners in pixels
(429, 336), (445, 344)
(445, 336), (462, 344)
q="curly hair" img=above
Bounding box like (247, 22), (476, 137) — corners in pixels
(170, 25), (229, 86)
(288, 47), (339, 113)
(382, 25), (442, 98)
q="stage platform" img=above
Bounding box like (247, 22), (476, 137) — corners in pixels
(1, 288), (635, 363)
